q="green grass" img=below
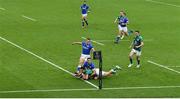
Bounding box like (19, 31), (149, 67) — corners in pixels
(0, 0), (180, 98)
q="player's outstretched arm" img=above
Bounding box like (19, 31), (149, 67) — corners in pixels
(72, 42), (82, 45)
(129, 41), (133, 49)
(114, 18), (118, 24)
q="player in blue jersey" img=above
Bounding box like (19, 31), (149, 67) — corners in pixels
(81, 1), (90, 28)
(128, 31), (144, 68)
(72, 37), (95, 75)
(114, 11), (129, 43)
(81, 58), (95, 80)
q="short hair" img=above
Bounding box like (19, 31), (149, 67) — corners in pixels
(120, 10), (126, 16)
(87, 57), (91, 60)
(86, 37), (91, 40)
(135, 30), (140, 33)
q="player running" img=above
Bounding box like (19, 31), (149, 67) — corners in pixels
(114, 10), (129, 43)
(72, 38), (95, 74)
(92, 65), (121, 80)
(128, 31), (144, 68)
(81, 1), (90, 28)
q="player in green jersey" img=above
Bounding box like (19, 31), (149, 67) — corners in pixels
(128, 31), (144, 68)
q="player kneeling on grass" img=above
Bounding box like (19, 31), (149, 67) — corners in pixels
(92, 66), (121, 80)
(76, 58), (95, 80)
(128, 30), (144, 68)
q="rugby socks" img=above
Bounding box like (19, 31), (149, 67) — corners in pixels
(112, 67), (118, 71)
(110, 69), (116, 74)
(137, 58), (140, 65)
(130, 57), (133, 64)
(120, 35), (124, 39)
(82, 21), (85, 27)
(84, 19), (88, 26)
(115, 36), (120, 43)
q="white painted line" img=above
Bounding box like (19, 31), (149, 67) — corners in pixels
(22, 15), (37, 22)
(0, 7), (6, 10)
(103, 85), (180, 90)
(0, 88), (97, 94)
(81, 37), (105, 46)
(166, 66), (180, 68)
(96, 39), (153, 42)
(148, 60), (180, 74)
(0, 36), (99, 89)
(0, 85), (180, 93)
(146, 0), (180, 8)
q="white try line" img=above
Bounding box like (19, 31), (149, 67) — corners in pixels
(81, 37), (105, 46)
(0, 85), (180, 94)
(103, 85), (180, 90)
(0, 7), (6, 10)
(0, 88), (97, 94)
(22, 15), (37, 22)
(0, 36), (98, 89)
(146, 0), (180, 8)
(166, 66), (180, 68)
(148, 60), (180, 74)
(95, 39), (153, 42)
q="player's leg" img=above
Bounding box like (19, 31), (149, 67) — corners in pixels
(128, 49), (135, 67)
(76, 55), (86, 75)
(103, 66), (121, 77)
(121, 27), (128, 39)
(81, 15), (85, 28)
(136, 51), (141, 68)
(94, 76), (98, 80)
(120, 31), (125, 40)
(115, 25), (122, 43)
(83, 14), (88, 26)
(103, 71), (113, 77)
(123, 27), (129, 37)
(83, 74), (89, 80)
(83, 69), (92, 80)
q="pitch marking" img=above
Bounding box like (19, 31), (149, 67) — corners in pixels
(166, 66), (180, 68)
(22, 15), (37, 22)
(148, 60), (180, 74)
(81, 37), (105, 46)
(0, 36), (98, 89)
(0, 85), (180, 93)
(0, 7), (6, 10)
(146, 0), (180, 8)
(96, 39), (153, 42)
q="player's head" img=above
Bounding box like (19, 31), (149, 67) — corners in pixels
(86, 37), (91, 44)
(83, 1), (86, 6)
(120, 10), (126, 16)
(134, 30), (140, 36)
(87, 58), (92, 64)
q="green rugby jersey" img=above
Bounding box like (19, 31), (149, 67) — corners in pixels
(133, 35), (143, 51)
